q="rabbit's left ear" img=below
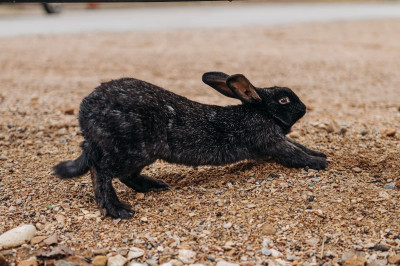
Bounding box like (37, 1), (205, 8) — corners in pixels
(202, 72), (237, 99)
(226, 74), (262, 104)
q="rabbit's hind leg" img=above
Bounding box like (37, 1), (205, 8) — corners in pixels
(90, 167), (135, 219)
(120, 172), (171, 193)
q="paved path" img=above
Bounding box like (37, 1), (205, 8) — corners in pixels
(1, 2), (400, 37)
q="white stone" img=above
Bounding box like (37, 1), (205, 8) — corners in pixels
(270, 249), (283, 258)
(215, 261), (239, 266)
(127, 247), (145, 260)
(305, 237), (320, 246)
(0, 224), (36, 249)
(223, 222), (232, 229)
(223, 241), (235, 250)
(178, 249), (196, 264)
(267, 258), (291, 266)
(128, 263), (145, 266)
(160, 259), (183, 266)
(55, 214), (65, 224)
(107, 254), (127, 266)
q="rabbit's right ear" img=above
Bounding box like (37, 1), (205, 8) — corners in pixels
(226, 74), (262, 104)
(202, 72), (237, 99)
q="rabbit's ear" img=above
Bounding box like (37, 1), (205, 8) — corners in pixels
(202, 72), (237, 98)
(226, 74), (262, 103)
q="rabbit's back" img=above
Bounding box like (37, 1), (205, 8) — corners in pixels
(78, 78), (280, 168)
(79, 79), (175, 156)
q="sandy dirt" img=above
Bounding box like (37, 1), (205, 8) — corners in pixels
(0, 20), (399, 265)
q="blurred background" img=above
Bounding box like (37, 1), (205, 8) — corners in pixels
(1, 1), (400, 36)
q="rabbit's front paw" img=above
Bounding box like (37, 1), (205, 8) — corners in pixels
(135, 175), (171, 192)
(104, 201), (135, 219)
(307, 157), (328, 170)
(120, 175), (171, 192)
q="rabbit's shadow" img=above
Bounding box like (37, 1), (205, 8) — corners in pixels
(155, 159), (274, 188)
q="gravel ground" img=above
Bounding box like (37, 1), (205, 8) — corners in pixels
(0, 20), (399, 265)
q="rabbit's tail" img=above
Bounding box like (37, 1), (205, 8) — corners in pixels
(53, 151), (90, 179)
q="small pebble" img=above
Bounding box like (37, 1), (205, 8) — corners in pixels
(216, 261), (239, 266)
(371, 244), (389, 251)
(178, 249), (196, 264)
(107, 254), (127, 266)
(92, 256), (107, 266)
(55, 214), (66, 224)
(353, 245), (363, 251)
(261, 223), (276, 235)
(0, 224), (37, 249)
(127, 247), (145, 260)
(43, 234), (58, 246)
(305, 237), (320, 246)
(93, 249), (108, 256)
(270, 249), (282, 258)
(118, 248), (129, 256)
(223, 222), (232, 229)
(160, 260), (182, 266)
(261, 248), (271, 256)
(325, 250), (338, 258)
(129, 263), (146, 266)
(384, 183), (396, 190)
(64, 108), (75, 115)
(30, 236), (47, 245)
(343, 256), (367, 266)
(57, 256), (90, 266)
(145, 259), (158, 265)
(17, 257), (37, 266)
(364, 242), (376, 249)
(381, 128), (396, 137)
(207, 256), (216, 262)
(135, 193), (145, 200)
(352, 167), (362, 173)
(388, 255), (400, 264)
(288, 131), (300, 138)
(223, 241), (235, 250)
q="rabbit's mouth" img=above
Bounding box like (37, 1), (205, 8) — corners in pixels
(273, 114), (292, 129)
(273, 107), (306, 131)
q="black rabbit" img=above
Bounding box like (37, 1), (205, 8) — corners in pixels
(54, 72), (327, 218)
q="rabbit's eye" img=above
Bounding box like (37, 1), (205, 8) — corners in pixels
(278, 96), (290, 105)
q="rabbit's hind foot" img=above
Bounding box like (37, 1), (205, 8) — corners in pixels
(120, 174), (171, 193)
(90, 167), (135, 219)
(101, 200), (135, 219)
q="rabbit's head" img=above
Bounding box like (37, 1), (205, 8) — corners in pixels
(202, 72), (306, 129)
